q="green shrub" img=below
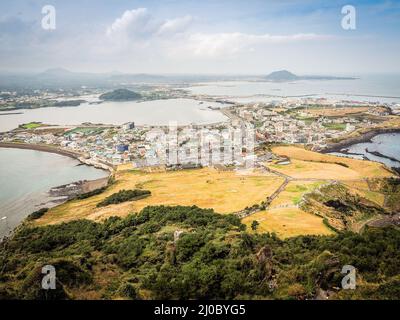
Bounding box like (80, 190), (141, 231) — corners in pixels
(97, 189), (151, 207)
(27, 208), (48, 221)
(75, 187), (107, 200)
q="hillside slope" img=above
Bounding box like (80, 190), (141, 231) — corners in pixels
(1, 206), (399, 300)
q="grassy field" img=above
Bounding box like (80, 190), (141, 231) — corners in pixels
(37, 167), (285, 225)
(269, 180), (325, 207)
(322, 123), (346, 131)
(342, 180), (386, 206)
(35, 146), (394, 239)
(270, 158), (363, 180)
(19, 122), (44, 129)
(306, 106), (369, 117)
(242, 179), (333, 238)
(243, 208), (333, 238)
(270, 146), (393, 180)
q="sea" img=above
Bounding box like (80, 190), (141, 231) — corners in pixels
(330, 133), (400, 168)
(0, 148), (107, 239)
(184, 74), (400, 104)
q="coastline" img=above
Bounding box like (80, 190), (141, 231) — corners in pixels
(0, 141), (83, 159)
(0, 142), (115, 173)
(321, 127), (400, 153)
(0, 143), (113, 241)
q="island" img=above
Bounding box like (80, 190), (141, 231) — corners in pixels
(265, 70), (356, 82)
(99, 88), (142, 101)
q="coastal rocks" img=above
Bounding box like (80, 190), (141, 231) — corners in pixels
(49, 177), (109, 200)
(365, 148), (400, 163)
(49, 181), (88, 199)
(322, 128), (400, 153)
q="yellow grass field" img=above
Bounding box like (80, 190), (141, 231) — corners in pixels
(342, 180), (385, 206)
(37, 167), (285, 225)
(35, 146), (393, 239)
(306, 107), (369, 117)
(242, 179), (332, 238)
(270, 159), (362, 180)
(270, 146), (392, 180)
(269, 180), (325, 208)
(243, 208), (333, 238)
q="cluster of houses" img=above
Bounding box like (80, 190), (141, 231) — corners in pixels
(0, 95), (396, 169)
(0, 120), (256, 169)
(228, 101), (386, 149)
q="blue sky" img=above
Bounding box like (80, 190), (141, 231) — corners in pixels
(0, 0), (399, 74)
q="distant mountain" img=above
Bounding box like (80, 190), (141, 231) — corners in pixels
(99, 89), (142, 101)
(265, 70), (356, 82)
(41, 68), (74, 76)
(265, 70), (299, 81)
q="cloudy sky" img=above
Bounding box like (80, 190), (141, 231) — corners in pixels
(0, 0), (399, 74)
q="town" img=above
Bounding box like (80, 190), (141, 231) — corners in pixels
(0, 88), (396, 172)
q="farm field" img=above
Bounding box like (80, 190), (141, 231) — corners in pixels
(37, 167), (285, 225)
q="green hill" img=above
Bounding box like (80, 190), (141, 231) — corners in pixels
(265, 70), (299, 81)
(0, 205), (399, 300)
(99, 89), (142, 101)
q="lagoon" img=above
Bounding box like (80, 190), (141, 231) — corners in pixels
(0, 98), (227, 132)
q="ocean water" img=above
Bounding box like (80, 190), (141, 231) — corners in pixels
(184, 74), (400, 104)
(0, 148), (108, 239)
(331, 133), (400, 168)
(0, 98), (227, 132)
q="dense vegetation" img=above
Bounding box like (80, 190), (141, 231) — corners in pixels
(96, 189), (151, 207)
(27, 208), (48, 221)
(0, 205), (399, 300)
(301, 183), (388, 231)
(75, 187), (107, 200)
(52, 100), (86, 107)
(99, 89), (142, 101)
(379, 178), (400, 212)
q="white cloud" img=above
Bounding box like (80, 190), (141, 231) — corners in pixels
(105, 8), (331, 60)
(156, 15), (192, 35)
(106, 8), (155, 38)
(106, 8), (192, 41)
(173, 32), (331, 58)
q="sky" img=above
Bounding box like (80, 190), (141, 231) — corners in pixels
(0, 0), (399, 75)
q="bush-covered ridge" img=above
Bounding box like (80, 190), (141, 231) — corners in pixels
(0, 205), (399, 300)
(301, 183), (389, 231)
(96, 189), (151, 207)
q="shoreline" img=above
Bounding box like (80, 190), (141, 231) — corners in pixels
(0, 142), (115, 173)
(320, 127), (400, 153)
(0, 143), (113, 241)
(0, 141), (83, 159)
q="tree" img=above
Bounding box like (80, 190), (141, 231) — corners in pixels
(251, 220), (260, 232)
